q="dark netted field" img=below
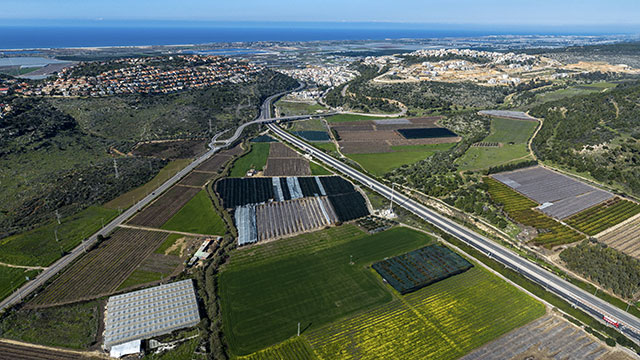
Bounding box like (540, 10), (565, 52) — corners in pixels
(372, 244), (473, 294)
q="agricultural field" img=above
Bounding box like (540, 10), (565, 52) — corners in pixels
(327, 192), (370, 222)
(310, 162), (332, 176)
(127, 185), (200, 228)
(217, 177), (275, 208)
(194, 144), (243, 173)
(293, 131), (331, 142)
(566, 197), (640, 236)
(372, 245), (473, 294)
(598, 217), (640, 259)
(161, 190), (226, 235)
(0, 266), (41, 302)
(460, 314), (626, 360)
(531, 82), (616, 106)
(0, 205), (119, 267)
(456, 117), (537, 171)
(229, 143), (270, 177)
(105, 159), (192, 210)
(0, 301), (99, 349)
(306, 266), (545, 360)
(237, 337), (315, 360)
(492, 166), (614, 219)
(255, 196), (339, 241)
(485, 177), (584, 248)
(220, 225), (433, 355)
(0, 341), (102, 360)
(178, 171), (214, 187)
(30, 228), (169, 306)
(347, 143), (455, 176)
(264, 143), (311, 176)
(397, 127), (458, 139)
(326, 113), (384, 123)
(117, 252), (183, 290)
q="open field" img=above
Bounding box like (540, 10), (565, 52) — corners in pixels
(30, 228), (168, 306)
(347, 143), (455, 176)
(131, 139), (207, 159)
(0, 205), (119, 267)
(326, 114), (384, 123)
(532, 82), (616, 106)
(255, 196), (339, 241)
(127, 185), (200, 228)
(264, 143), (311, 176)
(306, 266), (544, 360)
(105, 159), (192, 210)
(117, 252), (182, 290)
(456, 117), (537, 171)
(230, 143), (270, 177)
(460, 314), (625, 360)
(161, 190), (226, 235)
(566, 197), (640, 236)
(0, 266), (41, 302)
(485, 177), (584, 248)
(310, 162), (332, 176)
(237, 337), (316, 360)
(288, 119), (328, 132)
(194, 144), (242, 173)
(492, 166), (613, 219)
(293, 131), (331, 142)
(276, 100), (326, 116)
(598, 216), (640, 259)
(220, 225), (433, 355)
(178, 171), (214, 187)
(0, 341), (102, 360)
(0, 301), (99, 350)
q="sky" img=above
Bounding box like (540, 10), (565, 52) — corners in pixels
(1, 0), (639, 28)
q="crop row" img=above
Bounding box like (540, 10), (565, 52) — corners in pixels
(306, 268), (545, 360)
(372, 245), (473, 294)
(566, 197), (640, 236)
(485, 177), (584, 248)
(327, 192), (369, 223)
(237, 337), (315, 360)
(30, 228), (168, 306)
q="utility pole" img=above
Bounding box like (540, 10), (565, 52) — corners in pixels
(389, 182), (395, 213)
(55, 209), (61, 225)
(297, 322), (300, 336)
(113, 158), (119, 179)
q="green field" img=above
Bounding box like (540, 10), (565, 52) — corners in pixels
(533, 82), (616, 105)
(0, 301), (99, 349)
(161, 190), (226, 235)
(310, 162), (332, 175)
(0, 205), (119, 267)
(236, 337), (316, 360)
(220, 225), (434, 355)
(0, 266), (41, 302)
(566, 197), (640, 236)
(457, 117), (538, 171)
(306, 266), (545, 359)
(230, 143), (270, 177)
(347, 143), (456, 176)
(154, 233), (188, 255)
(326, 114), (384, 123)
(277, 100), (327, 117)
(105, 159), (192, 210)
(289, 118), (328, 132)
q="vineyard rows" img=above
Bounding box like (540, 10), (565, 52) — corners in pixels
(127, 185), (200, 228)
(372, 245), (473, 294)
(30, 228), (168, 306)
(306, 268), (544, 360)
(485, 178), (584, 248)
(566, 197), (640, 236)
(598, 216), (640, 259)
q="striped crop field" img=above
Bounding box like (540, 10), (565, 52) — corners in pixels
(485, 177), (584, 248)
(305, 267), (545, 360)
(566, 197), (640, 236)
(236, 337), (316, 360)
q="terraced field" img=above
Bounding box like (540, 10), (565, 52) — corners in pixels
(598, 216), (640, 259)
(485, 177), (584, 248)
(566, 197), (640, 236)
(29, 228), (168, 306)
(306, 267), (544, 360)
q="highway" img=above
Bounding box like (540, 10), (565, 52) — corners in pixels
(0, 83), (304, 312)
(268, 122), (640, 344)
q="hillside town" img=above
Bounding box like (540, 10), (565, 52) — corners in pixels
(280, 65), (358, 87)
(14, 55), (265, 97)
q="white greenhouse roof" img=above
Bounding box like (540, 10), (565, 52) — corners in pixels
(103, 280), (200, 350)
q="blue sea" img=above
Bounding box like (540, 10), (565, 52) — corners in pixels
(0, 21), (633, 50)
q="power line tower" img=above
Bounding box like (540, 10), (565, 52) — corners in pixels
(55, 209), (61, 225)
(113, 159), (119, 179)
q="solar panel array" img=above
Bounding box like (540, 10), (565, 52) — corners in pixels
(492, 166), (614, 219)
(103, 280), (200, 350)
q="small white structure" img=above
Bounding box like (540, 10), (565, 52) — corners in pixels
(109, 339), (141, 358)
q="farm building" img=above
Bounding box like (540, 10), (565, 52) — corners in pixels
(103, 280), (200, 351)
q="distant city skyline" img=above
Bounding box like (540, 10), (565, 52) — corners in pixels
(3, 0), (640, 28)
